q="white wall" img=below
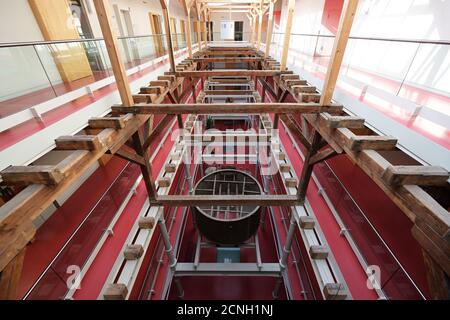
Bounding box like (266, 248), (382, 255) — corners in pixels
(0, 0), (63, 101)
(211, 12), (253, 41)
(0, 0), (44, 43)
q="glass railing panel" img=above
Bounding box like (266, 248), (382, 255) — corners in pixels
(339, 38), (420, 96)
(24, 162), (141, 300)
(0, 45), (57, 117)
(312, 160), (424, 299)
(134, 36), (158, 63)
(398, 43), (450, 116)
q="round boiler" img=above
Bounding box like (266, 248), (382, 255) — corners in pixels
(192, 169), (263, 245)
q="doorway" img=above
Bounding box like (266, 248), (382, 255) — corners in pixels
(149, 13), (165, 57)
(234, 21), (243, 41)
(207, 21), (214, 41)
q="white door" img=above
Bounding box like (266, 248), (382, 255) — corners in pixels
(220, 21), (234, 40)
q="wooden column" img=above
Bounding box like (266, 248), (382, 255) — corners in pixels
(208, 12), (212, 42)
(196, 20), (202, 51)
(257, 0), (264, 50)
(296, 0), (360, 201)
(195, 2), (202, 51)
(421, 249), (450, 299)
(93, 0), (133, 106)
(265, 0), (275, 58)
(320, 0), (359, 105)
(252, 14), (257, 46)
(202, 11), (208, 44)
(0, 248), (26, 300)
(186, 7), (193, 58)
(280, 0), (295, 71)
(94, 0), (157, 200)
(160, 0), (176, 72)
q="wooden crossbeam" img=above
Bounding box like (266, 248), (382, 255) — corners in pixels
(55, 135), (101, 151)
(140, 86), (162, 94)
(326, 115), (365, 129)
(291, 85), (317, 94)
(349, 134), (398, 151)
(309, 147), (339, 165)
(304, 113), (450, 238)
(204, 90), (255, 95)
(382, 166), (449, 186)
(284, 79), (308, 87)
(142, 115), (175, 150)
(154, 195), (300, 206)
(112, 103), (343, 115)
(193, 57), (263, 62)
(176, 70), (280, 77)
(88, 114), (132, 130)
(1, 151), (90, 186)
(114, 147), (146, 166)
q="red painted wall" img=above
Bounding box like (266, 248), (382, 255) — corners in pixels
(321, 0), (344, 34)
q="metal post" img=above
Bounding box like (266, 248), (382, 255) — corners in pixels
(158, 215), (184, 298)
(273, 212), (297, 298)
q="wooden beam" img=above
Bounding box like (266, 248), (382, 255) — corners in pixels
(93, 0), (134, 107)
(265, 0), (275, 57)
(132, 131), (157, 200)
(304, 113), (450, 238)
(160, 3), (176, 72)
(143, 115), (175, 152)
(88, 114), (132, 130)
(176, 70), (280, 77)
(114, 147), (146, 166)
(297, 131), (322, 200)
(1, 165), (64, 186)
(320, 0), (359, 105)
(55, 135), (101, 151)
(309, 147), (339, 165)
(382, 166), (449, 186)
(279, 114), (312, 150)
(193, 57), (263, 62)
(0, 115), (150, 272)
(204, 90), (255, 95)
(326, 115), (365, 129)
(112, 103), (343, 115)
(280, 0), (295, 70)
(155, 195), (300, 206)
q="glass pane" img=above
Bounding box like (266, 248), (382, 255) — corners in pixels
(0, 45), (55, 117)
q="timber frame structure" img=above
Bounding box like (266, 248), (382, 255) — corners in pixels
(0, 0), (449, 300)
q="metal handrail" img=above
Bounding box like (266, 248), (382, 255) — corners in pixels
(272, 32), (450, 45)
(0, 33), (188, 48)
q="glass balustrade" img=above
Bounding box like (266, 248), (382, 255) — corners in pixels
(0, 33), (189, 121)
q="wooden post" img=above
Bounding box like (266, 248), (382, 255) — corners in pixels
(93, 0), (133, 106)
(208, 12), (212, 42)
(257, 0), (263, 50)
(195, 2), (202, 51)
(320, 0), (359, 105)
(421, 249), (450, 299)
(94, 0), (157, 200)
(202, 11), (208, 44)
(280, 0), (295, 71)
(252, 14), (257, 46)
(186, 7), (193, 58)
(160, 0), (176, 72)
(296, 0), (359, 201)
(265, 0), (275, 58)
(196, 20), (202, 51)
(0, 248), (26, 300)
